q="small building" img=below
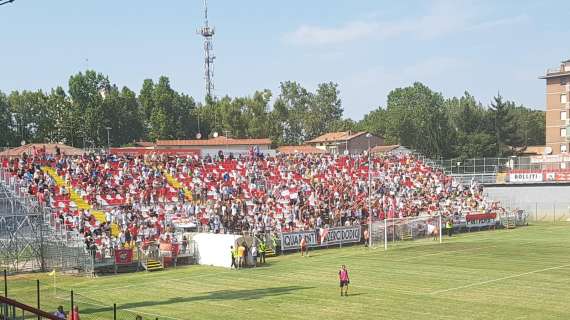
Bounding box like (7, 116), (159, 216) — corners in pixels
(277, 145), (326, 155)
(306, 131), (384, 155)
(155, 136), (272, 157)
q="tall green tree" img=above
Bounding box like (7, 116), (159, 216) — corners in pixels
(68, 70), (110, 147)
(445, 92), (496, 158)
(0, 91), (12, 147)
(489, 94), (522, 156)
(356, 107), (388, 141)
(385, 82), (453, 157)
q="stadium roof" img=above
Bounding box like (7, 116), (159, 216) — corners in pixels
(306, 131), (368, 143)
(156, 136), (271, 147)
(0, 143), (84, 158)
(276, 145), (326, 154)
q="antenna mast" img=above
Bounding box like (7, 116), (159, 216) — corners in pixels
(197, 0), (216, 101)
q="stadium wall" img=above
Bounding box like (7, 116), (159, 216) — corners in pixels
(484, 183), (570, 221)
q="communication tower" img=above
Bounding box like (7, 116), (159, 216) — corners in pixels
(197, 0), (216, 100)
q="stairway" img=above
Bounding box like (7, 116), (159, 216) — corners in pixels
(265, 248), (276, 258)
(503, 218), (517, 229)
(401, 230), (413, 241)
(144, 259), (164, 272)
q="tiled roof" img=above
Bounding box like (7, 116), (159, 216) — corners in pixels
(306, 131), (367, 143)
(134, 141), (155, 147)
(156, 137), (271, 147)
(277, 145), (326, 154)
(0, 143), (84, 158)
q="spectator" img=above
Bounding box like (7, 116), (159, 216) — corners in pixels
(53, 306), (66, 319)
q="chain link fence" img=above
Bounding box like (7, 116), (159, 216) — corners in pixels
(3, 274), (162, 320)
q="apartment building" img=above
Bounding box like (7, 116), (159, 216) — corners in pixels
(540, 59), (570, 154)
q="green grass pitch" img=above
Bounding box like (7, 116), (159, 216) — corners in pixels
(5, 223), (570, 320)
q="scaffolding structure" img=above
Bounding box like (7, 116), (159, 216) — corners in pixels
(0, 170), (93, 275)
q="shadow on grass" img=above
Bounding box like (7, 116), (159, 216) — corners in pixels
(346, 292), (366, 297)
(80, 285), (314, 314)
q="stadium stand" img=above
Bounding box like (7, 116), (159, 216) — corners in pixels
(1, 148), (506, 265)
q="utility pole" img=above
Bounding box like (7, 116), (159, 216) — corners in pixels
(105, 127), (112, 152)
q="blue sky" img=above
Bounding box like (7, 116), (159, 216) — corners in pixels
(1, 0), (568, 119)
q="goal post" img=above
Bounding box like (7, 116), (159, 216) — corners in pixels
(370, 215), (443, 250)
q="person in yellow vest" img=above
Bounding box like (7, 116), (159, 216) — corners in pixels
(230, 245), (237, 270)
(271, 233), (280, 255)
(446, 219), (453, 237)
(258, 241), (267, 264)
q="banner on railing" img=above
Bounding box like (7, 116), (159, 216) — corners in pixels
(280, 226), (361, 251)
(465, 213), (497, 228)
(320, 226), (361, 245)
(115, 248), (133, 265)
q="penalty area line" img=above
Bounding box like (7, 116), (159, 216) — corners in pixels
(430, 263), (570, 295)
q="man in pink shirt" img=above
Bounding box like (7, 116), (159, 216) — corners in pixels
(338, 265), (350, 296)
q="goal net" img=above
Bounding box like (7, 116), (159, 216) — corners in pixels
(370, 215), (442, 250)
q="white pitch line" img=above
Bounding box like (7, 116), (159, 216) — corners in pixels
(430, 263), (570, 295)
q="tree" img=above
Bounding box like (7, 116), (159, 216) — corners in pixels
(8, 90), (49, 144)
(46, 87), (73, 145)
(444, 92), (496, 158)
(305, 82), (343, 138)
(508, 106), (545, 148)
(489, 94), (523, 156)
(356, 107), (388, 142)
(68, 70), (110, 147)
(0, 91), (12, 147)
(385, 82), (453, 157)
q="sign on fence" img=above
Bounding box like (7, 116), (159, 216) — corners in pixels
(465, 213), (497, 228)
(509, 172), (543, 183)
(280, 226), (362, 251)
(280, 231), (317, 251)
(321, 226), (361, 245)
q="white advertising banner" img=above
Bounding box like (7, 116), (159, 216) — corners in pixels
(280, 226), (362, 251)
(509, 172), (543, 183)
(320, 226), (361, 245)
(280, 231), (317, 251)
